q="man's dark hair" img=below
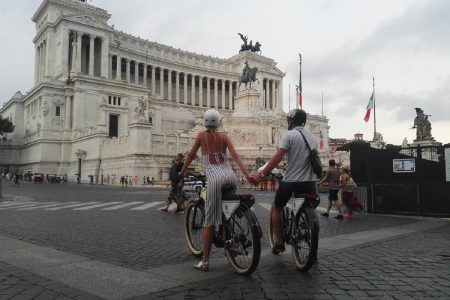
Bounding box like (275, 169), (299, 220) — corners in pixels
(329, 159), (336, 166)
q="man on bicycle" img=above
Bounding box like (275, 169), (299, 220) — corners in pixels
(252, 109), (318, 254)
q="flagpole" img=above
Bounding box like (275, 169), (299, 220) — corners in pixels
(321, 91), (324, 117)
(299, 53), (302, 109)
(288, 84), (291, 111)
(373, 77), (376, 140)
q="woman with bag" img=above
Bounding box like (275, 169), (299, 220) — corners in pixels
(340, 166), (362, 219)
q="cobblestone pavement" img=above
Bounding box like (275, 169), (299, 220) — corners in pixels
(135, 224), (450, 300)
(0, 261), (101, 300)
(1, 182), (449, 299)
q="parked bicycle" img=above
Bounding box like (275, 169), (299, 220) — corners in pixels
(268, 173), (320, 272)
(183, 172), (262, 275)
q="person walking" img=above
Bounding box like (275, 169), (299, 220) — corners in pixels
(317, 159), (344, 219)
(178, 109), (254, 271)
(340, 166), (362, 219)
(161, 153), (185, 213)
(13, 173), (20, 187)
(251, 109), (318, 254)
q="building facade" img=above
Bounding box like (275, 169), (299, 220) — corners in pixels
(0, 0), (330, 181)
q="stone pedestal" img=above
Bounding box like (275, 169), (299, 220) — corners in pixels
(128, 122), (152, 154)
(232, 88), (261, 118)
(409, 140), (442, 147)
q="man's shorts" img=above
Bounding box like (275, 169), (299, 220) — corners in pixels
(170, 181), (183, 196)
(328, 189), (339, 201)
(274, 181), (316, 209)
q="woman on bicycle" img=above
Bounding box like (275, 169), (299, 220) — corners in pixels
(178, 109), (254, 271)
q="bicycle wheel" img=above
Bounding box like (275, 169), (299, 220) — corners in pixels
(224, 207), (261, 275)
(291, 206), (319, 272)
(183, 200), (204, 257)
(268, 205), (288, 249)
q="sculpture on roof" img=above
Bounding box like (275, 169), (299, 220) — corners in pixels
(238, 33), (262, 53)
(412, 108), (433, 141)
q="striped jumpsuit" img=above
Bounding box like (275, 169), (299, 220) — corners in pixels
(202, 133), (238, 227)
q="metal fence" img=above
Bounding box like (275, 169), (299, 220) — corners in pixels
(350, 143), (450, 217)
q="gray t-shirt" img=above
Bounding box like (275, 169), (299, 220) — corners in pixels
(279, 126), (317, 182)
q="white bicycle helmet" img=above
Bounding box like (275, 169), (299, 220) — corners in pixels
(203, 109), (221, 127)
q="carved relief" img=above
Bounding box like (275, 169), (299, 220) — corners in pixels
(41, 100), (49, 117)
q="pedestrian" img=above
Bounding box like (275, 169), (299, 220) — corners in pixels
(340, 166), (362, 219)
(251, 109), (318, 254)
(178, 109), (255, 271)
(13, 173), (20, 187)
(150, 176), (154, 186)
(317, 159), (344, 219)
(160, 153), (185, 213)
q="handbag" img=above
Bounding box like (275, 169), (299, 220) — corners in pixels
(296, 128), (323, 178)
(346, 178), (357, 191)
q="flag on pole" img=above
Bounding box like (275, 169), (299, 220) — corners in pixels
(364, 93), (374, 122)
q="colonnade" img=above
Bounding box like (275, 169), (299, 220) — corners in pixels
(110, 55), (238, 110)
(67, 30), (108, 78)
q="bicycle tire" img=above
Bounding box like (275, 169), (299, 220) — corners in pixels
(291, 206), (319, 272)
(268, 205), (288, 249)
(224, 207), (261, 275)
(183, 200), (204, 257)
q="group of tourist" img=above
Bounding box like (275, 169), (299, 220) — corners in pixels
(317, 159), (362, 219)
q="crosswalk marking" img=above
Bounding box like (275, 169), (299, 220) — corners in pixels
(73, 202), (123, 210)
(0, 201), (35, 208)
(18, 202), (79, 210)
(101, 202), (144, 210)
(46, 202), (98, 210)
(130, 202), (164, 210)
(0, 202), (57, 210)
(259, 203), (272, 210)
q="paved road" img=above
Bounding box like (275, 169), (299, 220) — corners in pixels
(0, 181), (449, 299)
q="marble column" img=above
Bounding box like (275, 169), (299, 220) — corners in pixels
(199, 77), (203, 107)
(206, 77), (210, 108)
(76, 33), (82, 73)
(39, 43), (44, 80)
(191, 75), (196, 106)
(214, 79), (218, 108)
(175, 71), (180, 102)
(101, 37), (109, 78)
(151, 66), (156, 95)
(61, 28), (70, 78)
(183, 73), (188, 104)
(71, 38), (77, 75)
(116, 55), (122, 80)
(143, 64), (147, 86)
(65, 95), (72, 130)
(134, 62), (139, 84)
(34, 45), (39, 84)
(89, 36), (95, 76)
(168, 70), (172, 100)
(221, 80), (225, 109)
(126, 59), (131, 83)
(159, 68), (164, 98)
(265, 79), (270, 110)
(271, 80), (276, 110)
(228, 81), (233, 110)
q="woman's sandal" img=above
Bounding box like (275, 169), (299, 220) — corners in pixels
(160, 207), (168, 212)
(193, 261), (209, 272)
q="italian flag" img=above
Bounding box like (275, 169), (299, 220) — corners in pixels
(364, 93), (374, 122)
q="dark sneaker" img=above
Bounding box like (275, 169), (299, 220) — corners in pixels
(321, 212), (329, 217)
(272, 243), (286, 255)
(334, 215), (344, 220)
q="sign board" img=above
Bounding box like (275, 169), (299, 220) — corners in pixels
(446, 148), (450, 182)
(393, 158), (416, 173)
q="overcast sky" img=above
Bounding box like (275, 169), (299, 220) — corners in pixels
(1, 0), (449, 145)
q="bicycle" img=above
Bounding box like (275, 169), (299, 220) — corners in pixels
(268, 174), (320, 272)
(183, 172), (262, 275)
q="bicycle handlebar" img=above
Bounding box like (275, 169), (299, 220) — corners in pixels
(185, 172), (206, 186)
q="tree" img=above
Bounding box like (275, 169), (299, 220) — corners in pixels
(0, 115), (14, 136)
